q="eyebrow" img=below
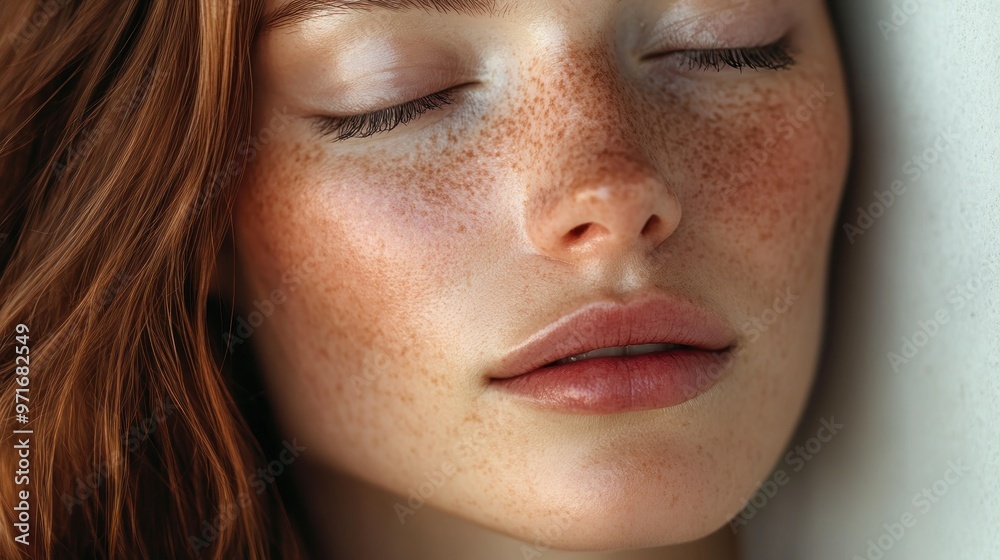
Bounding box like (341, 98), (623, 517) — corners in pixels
(262, 0), (513, 31)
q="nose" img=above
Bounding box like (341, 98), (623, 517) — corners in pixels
(526, 152), (681, 263)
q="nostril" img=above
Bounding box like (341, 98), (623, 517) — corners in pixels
(565, 223), (593, 242)
(640, 215), (661, 237)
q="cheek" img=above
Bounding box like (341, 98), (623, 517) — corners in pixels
(234, 134), (487, 342)
(231, 134), (512, 485)
(627, 67), (850, 317)
(683, 75), (849, 286)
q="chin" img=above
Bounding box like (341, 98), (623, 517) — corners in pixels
(472, 458), (746, 552)
(447, 352), (817, 553)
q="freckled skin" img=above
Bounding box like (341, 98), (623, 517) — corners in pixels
(229, 0), (849, 556)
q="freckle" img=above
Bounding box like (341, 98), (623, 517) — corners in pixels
(235, 32), (847, 501)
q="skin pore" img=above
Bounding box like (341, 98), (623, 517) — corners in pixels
(222, 0), (850, 558)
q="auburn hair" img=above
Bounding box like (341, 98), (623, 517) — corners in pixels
(0, 1), (306, 558)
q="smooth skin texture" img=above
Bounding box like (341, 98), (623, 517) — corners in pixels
(222, 0), (850, 557)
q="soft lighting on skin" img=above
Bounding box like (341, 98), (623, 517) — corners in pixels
(227, 0), (851, 558)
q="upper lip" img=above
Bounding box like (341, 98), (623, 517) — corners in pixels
(488, 292), (736, 380)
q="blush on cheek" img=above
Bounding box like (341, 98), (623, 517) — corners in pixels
(675, 74), (848, 282)
(233, 133), (473, 397)
(724, 80), (846, 206)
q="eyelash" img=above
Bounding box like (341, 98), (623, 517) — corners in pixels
(678, 40), (797, 72)
(313, 90), (457, 142)
(315, 41), (796, 142)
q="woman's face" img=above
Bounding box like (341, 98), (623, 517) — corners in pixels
(232, 0), (849, 548)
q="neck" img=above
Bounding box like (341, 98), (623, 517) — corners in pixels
(291, 464), (740, 560)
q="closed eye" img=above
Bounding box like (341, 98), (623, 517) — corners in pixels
(313, 38), (795, 144)
(658, 37), (797, 72)
(312, 88), (458, 143)
(643, 37), (796, 73)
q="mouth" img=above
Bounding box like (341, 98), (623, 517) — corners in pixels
(488, 294), (737, 415)
(541, 343), (694, 367)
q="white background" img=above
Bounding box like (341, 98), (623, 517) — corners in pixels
(742, 1), (1000, 559)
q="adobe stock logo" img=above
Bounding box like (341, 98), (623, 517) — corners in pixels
(843, 128), (959, 245)
(728, 80), (837, 187)
(681, 288), (799, 400)
(223, 255), (320, 351)
(851, 460), (971, 560)
(887, 259), (996, 373)
(189, 440), (306, 556)
(729, 416), (844, 533)
(878, 0), (924, 41)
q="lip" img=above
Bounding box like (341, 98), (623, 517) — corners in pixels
(487, 293), (737, 414)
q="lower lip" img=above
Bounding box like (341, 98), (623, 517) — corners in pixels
(490, 348), (734, 414)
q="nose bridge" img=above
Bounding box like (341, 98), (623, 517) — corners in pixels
(541, 43), (637, 160)
(519, 44), (681, 264)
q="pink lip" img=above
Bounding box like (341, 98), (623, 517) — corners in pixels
(487, 293), (737, 414)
